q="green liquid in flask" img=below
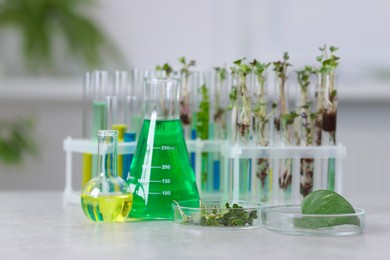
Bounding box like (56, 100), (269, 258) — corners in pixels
(128, 119), (200, 220)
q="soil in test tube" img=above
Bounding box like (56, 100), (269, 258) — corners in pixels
(128, 119), (200, 219)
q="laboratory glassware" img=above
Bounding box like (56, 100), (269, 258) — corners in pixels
(127, 78), (200, 220)
(82, 72), (93, 187)
(82, 70), (109, 185)
(319, 73), (338, 190)
(81, 130), (133, 222)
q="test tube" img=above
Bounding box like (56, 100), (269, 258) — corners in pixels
(122, 69), (144, 180)
(127, 68), (145, 136)
(210, 67), (229, 193)
(123, 96), (139, 180)
(82, 72), (93, 187)
(111, 71), (129, 178)
(111, 71), (128, 135)
(91, 70), (109, 177)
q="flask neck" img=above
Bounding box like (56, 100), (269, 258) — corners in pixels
(97, 131), (118, 177)
(143, 78), (180, 120)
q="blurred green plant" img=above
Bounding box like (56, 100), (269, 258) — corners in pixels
(0, 0), (120, 72)
(0, 118), (38, 165)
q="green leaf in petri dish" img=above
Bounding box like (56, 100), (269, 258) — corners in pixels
(294, 190), (360, 229)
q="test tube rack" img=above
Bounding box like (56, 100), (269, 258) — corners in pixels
(62, 137), (346, 205)
(220, 144), (346, 204)
(62, 137), (224, 204)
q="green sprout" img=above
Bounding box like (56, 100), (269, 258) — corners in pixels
(273, 52), (291, 133)
(230, 58), (252, 143)
(273, 52), (291, 82)
(316, 45), (340, 74)
(178, 56), (196, 78)
(155, 63), (174, 77)
(297, 66), (314, 91)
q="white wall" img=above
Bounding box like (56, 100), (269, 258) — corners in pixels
(94, 0), (390, 71)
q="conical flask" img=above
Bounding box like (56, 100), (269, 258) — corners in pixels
(127, 78), (200, 220)
(81, 130), (133, 222)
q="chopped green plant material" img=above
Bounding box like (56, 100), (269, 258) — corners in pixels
(176, 202), (258, 227)
(200, 203), (258, 227)
(294, 190), (360, 229)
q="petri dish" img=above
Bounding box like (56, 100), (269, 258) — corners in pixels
(172, 200), (262, 229)
(261, 205), (365, 236)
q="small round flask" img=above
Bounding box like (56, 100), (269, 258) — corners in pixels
(81, 130), (133, 222)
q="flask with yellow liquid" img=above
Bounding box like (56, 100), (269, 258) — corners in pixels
(81, 130), (133, 222)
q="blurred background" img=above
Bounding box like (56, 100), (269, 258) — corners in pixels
(0, 0), (389, 198)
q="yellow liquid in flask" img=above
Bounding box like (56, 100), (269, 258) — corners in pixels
(81, 193), (133, 222)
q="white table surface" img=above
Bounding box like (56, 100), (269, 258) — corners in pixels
(0, 191), (389, 260)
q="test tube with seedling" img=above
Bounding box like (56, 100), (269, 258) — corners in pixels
(195, 71), (212, 192)
(229, 58), (253, 201)
(316, 45), (340, 190)
(250, 60), (275, 202)
(178, 57), (197, 140)
(296, 66), (316, 198)
(273, 53), (296, 203)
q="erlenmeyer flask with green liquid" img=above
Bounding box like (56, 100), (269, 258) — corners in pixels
(127, 78), (200, 220)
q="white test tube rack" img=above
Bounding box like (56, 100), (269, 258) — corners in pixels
(63, 137), (346, 205)
(62, 137), (224, 205)
(220, 143), (346, 204)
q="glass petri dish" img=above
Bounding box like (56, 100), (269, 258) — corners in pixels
(172, 200), (262, 229)
(261, 205), (365, 236)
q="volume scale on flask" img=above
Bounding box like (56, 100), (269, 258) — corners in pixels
(127, 78), (200, 220)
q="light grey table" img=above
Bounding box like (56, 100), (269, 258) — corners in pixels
(0, 191), (389, 260)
